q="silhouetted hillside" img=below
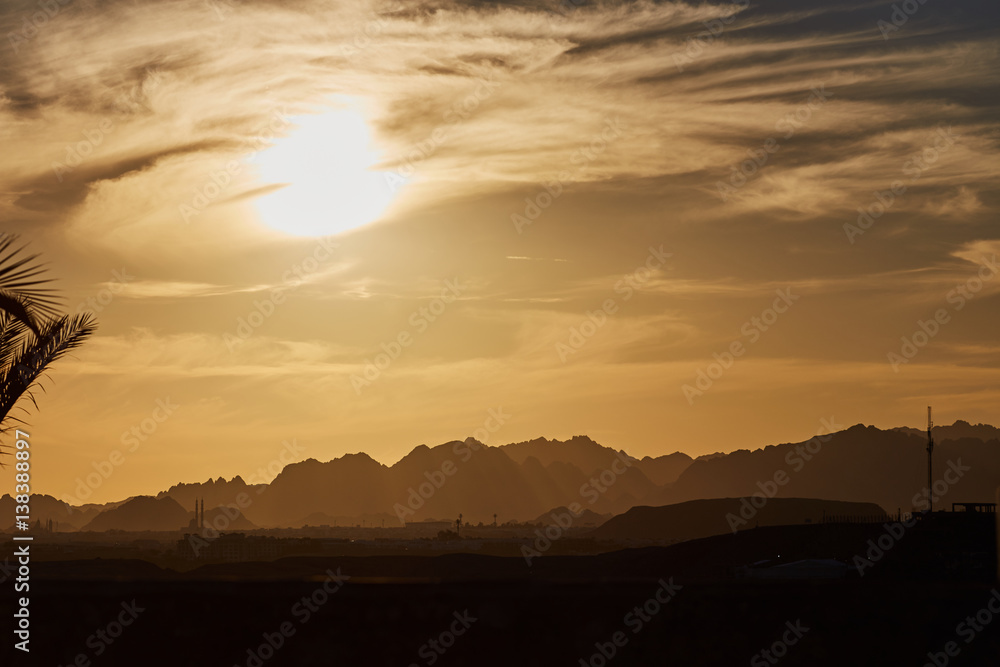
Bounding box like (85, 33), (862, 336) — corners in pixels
(533, 506), (611, 527)
(652, 425), (999, 513)
(200, 505), (257, 531)
(82, 495), (190, 532)
(54, 422), (1000, 531)
(0, 493), (97, 531)
(591, 498), (887, 541)
(244, 438), (659, 526)
(635, 452), (694, 485)
(158, 475), (264, 514)
(892, 419), (1000, 443)
(500, 435), (633, 472)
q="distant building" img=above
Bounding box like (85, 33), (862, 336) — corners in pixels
(177, 532), (283, 562)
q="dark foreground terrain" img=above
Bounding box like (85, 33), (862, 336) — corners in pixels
(5, 519), (998, 666)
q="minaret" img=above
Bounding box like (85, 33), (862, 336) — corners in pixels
(200, 499), (205, 528)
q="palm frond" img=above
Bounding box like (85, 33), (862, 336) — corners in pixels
(0, 234), (61, 321)
(0, 313), (97, 433)
(0, 290), (43, 336)
(0, 314), (31, 370)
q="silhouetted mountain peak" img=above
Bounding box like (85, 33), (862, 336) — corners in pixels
(82, 495), (189, 532)
(65, 420), (999, 531)
(338, 452), (383, 466)
(891, 419), (1000, 443)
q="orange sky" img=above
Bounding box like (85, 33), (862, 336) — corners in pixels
(1, 0), (998, 504)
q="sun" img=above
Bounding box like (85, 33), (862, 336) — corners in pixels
(253, 105), (398, 237)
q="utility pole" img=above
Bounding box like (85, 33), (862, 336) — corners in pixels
(927, 406), (934, 513)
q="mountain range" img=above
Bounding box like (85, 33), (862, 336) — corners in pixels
(2, 420), (997, 532)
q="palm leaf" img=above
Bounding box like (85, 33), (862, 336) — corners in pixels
(0, 313), (97, 438)
(0, 234), (61, 323)
(0, 313), (31, 370)
(0, 291), (42, 336)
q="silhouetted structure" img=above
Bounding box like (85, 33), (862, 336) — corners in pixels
(951, 502), (996, 514)
(926, 406), (935, 512)
(187, 498), (205, 531)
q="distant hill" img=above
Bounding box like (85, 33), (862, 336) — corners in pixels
(500, 435), (635, 473)
(53, 421), (1000, 532)
(591, 498), (887, 541)
(533, 505), (611, 527)
(651, 425), (1000, 513)
(244, 439), (659, 527)
(200, 505), (257, 532)
(892, 419), (1000, 443)
(82, 496), (190, 532)
(158, 476), (264, 515)
(0, 494), (99, 531)
(634, 452), (694, 485)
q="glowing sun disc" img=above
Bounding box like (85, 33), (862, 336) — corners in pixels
(254, 107), (396, 237)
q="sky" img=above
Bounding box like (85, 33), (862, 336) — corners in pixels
(1, 0), (998, 504)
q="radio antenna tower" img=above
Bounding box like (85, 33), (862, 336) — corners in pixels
(926, 406), (934, 513)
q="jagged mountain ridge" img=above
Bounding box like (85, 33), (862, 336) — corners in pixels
(243, 438), (659, 527)
(37, 421), (1000, 532)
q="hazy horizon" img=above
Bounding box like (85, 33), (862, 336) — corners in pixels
(2, 0), (998, 505)
(10, 416), (995, 507)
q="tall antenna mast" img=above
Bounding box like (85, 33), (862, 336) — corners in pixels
(927, 406), (934, 513)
